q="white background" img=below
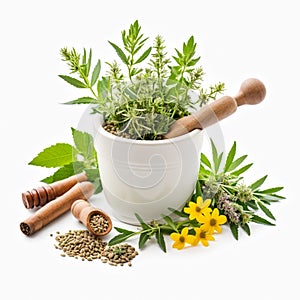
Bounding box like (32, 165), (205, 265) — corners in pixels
(1, 0), (299, 299)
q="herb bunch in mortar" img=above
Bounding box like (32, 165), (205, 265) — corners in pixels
(59, 20), (225, 140)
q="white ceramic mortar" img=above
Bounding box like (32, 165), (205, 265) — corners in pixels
(94, 115), (203, 224)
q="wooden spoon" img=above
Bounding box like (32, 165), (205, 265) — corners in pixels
(163, 78), (266, 139)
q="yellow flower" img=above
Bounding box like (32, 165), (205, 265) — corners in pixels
(192, 226), (215, 247)
(184, 196), (212, 222)
(170, 227), (194, 250)
(199, 208), (227, 233)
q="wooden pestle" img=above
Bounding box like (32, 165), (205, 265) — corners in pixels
(163, 78), (266, 139)
(71, 200), (112, 237)
(22, 172), (88, 209)
(20, 181), (94, 236)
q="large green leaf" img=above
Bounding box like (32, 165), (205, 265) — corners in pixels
(29, 143), (77, 168)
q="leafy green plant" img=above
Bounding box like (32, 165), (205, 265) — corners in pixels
(108, 140), (284, 251)
(29, 128), (102, 193)
(199, 140), (284, 239)
(59, 20), (225, 140)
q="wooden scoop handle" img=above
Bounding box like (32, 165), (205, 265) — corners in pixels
(163, 78), (266, 139)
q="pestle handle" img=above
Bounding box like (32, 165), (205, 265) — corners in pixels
(163, 78), (266, 139)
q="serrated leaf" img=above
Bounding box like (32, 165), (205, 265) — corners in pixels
(227, 155), (248, 172)
(224, 141), (236, 172)
(257, 202), (276, 220)
(29, 143), (77, 168)
(155, 229), (166, 252)
(41, 175), (54, 184)
(91, 59), (101, 86)
(250, 175), (268, 191)
(135, 47), (152, 64)
(251, 215), (275, 226)
(108, 41), (128, 64)
(241, 223), (251, 236)
(58, 75), (87, 88)
(231, 163), (253, 177)
(53, 162), (85, 182)
(229, 222), (239, 240)
(71, 128), (95, 160)
(139, 232), (151, 249)
(63, 97), (99, 105)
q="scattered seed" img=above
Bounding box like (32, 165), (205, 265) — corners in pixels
(52, 229), (138, 267)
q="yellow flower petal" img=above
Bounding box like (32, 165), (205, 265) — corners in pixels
(170, 232), (180, 241)
(172, 240), (185, 250)
(218, 215), (227, 224)
(212, 208), (219, 218)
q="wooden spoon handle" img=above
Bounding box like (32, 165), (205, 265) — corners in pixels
(164, 78), (266, 139)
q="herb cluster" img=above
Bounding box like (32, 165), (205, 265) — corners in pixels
(59, 20), (225, 140)
(108, 140), (284, 251)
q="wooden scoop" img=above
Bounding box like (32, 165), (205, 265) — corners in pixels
(163, 78), (266, 139)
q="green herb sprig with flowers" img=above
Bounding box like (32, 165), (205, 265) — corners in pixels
(108, 140), (284, 251)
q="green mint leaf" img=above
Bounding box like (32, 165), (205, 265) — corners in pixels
(41, 175), (54, 184)
(71, 128), (95, 160)
(63, 97), (99, 105)
(53, 162), (85, 182)
(224, 141), (236, 172)
(250, 175), (268, 191)
(29, 143), (77, 168)
(58, 75), (87, 88)
(229, 222), (239, 240)
(108, 41), (129, 64)
(135, 47), (152, 64)
(91, 59), (101, 87)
